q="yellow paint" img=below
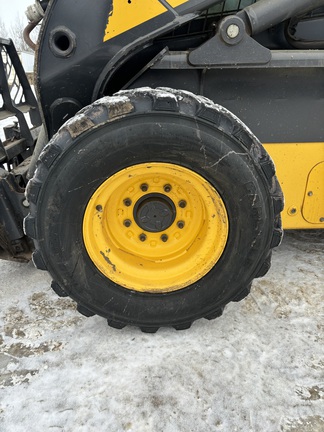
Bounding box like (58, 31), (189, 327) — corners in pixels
(302, 162), (324, 224)
(167, 0), (189, 6)
(83, 163), (228, 292)
(104, 0), (189, 42)
(264, 142), (324, 229)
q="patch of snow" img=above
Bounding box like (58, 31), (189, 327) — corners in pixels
(0, 86), (36, 141)
(0, 230), (323, 431)
(0, 114), (34, 142)
(0, 117), (17, 142)
(92, 95), (132, 107)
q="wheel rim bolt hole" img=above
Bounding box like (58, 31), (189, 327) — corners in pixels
(139, 233), (147, 242)
(178, 200), (187, 208)
(163, 184), (172, 193)
(96, 205), (103, 212)
(161, 234), (168, 242)
(124, 219), (132, 227)
(123, 198), (132, 207)
(177, 220), (185, 229)
(140, 183), (149, 192)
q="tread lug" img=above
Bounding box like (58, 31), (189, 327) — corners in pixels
(51, 281), (68, 297)
(140, 326), (159, 334)
(271, 228), (283, 248)
(260, 157), (276, 181)
(232, 284), (252, 302)
(77, 304), (95, 317)
(26, 179), (42, 205)
(32, 250), (47, 270)
(39, 145), (62, 169)
(23, 215), (36, 239)
(255, 254), (272, 278)
(173, 322), (192, 330)
(153, 94), (179, 112)
(273, 196), (285, 215)
(204, 307), (224, 320)
(107, 320), (126, 330)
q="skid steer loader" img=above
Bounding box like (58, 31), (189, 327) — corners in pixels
(0, 0), (323, 331)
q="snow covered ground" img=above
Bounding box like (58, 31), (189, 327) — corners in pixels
(0, 230), (323, 432)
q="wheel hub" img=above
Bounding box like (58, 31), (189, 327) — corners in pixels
(83, 163), (229, 293)
(134, 193), (176, 233)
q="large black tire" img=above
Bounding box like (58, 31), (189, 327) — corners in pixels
(24, 88), (283, 332)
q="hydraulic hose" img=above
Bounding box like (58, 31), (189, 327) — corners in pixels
(23, 0), (47, 51)
(23, 21), (38, 51)
(284, 9), (324, 49)
(237, 0), (324, 35)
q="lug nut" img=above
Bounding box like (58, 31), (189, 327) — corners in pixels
(123, 198), (132, 207)
(164, 184), (172, 193)
(161, 234), (168, 242)
(139, 233), (147, 242)
(177, 221), (185, 229)
(124, 219), (132, 227)
(178, 200), (187, 208)
(140, 183), (149, 192)
(96, 205), (103, 212)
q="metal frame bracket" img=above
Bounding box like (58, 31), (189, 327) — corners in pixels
(188, 15), (271, 67)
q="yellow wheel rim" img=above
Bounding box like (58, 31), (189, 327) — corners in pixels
(83, 163), (229, 293)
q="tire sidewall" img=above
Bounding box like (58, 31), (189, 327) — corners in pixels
(36, 113), (273, 325)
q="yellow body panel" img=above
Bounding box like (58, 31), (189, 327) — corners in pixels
(302, 162), (324, 224)
(264, 143), (324, 229)
(104, 0), (189, 42)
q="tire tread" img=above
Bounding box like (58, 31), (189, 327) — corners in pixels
(25, 87), (284, 331)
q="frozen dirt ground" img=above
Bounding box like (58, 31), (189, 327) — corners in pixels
(0, 230), (323, 432)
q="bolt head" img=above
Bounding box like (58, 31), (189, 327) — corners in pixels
(123, 198), (132, 207)
(139, 233), (147, 242)
(161, 234), (168, 242)
(124, 219), (132, 227)
(178, 200), (187, 208)
(226, 24), (240, 39)
(177, 221), (185, 229)
(140, 183), (148, 192)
